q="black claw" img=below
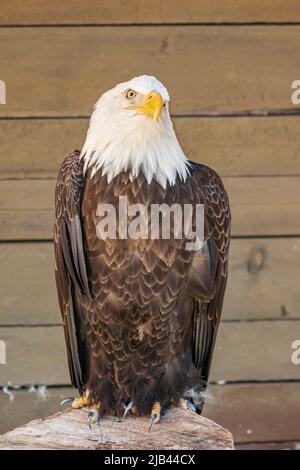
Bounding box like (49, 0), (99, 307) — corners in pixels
(88, 411), (96, 429)
(123, 401), (134, 418)
(186, 400), (197, 413)
(60, 397), (75, 409)
(147, 413), (158, 432)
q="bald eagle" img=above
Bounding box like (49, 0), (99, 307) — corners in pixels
(55, 75), (230, 430)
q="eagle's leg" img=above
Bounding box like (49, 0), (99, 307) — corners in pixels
(88, 402), (116, 428)
(148, 402), (161, 432)
(88, 404), (101, 429)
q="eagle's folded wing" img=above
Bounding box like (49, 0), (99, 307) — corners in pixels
(188, 164), (231, 382)
(53, 150), (90, 392)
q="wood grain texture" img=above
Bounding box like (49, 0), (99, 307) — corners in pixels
(0, 180), (53, 240)
(0, 387), (71, 434)
(1, 383), (299, 445)
(1, 238), (299, 326)
(0, 242), (59, 325)
(204, 382), (300, 444)
(210, 320), (300, 382)
(226, 176), (300, 236)
(0, 326), (69, 386)
(211, 320), (300, 382)
(0, 176), (299, 240)
(0, 321), (299, 386)
(224, 238), (300, 320)
(2, 116), (300, 179)
(1, 26), (300, 116)
(0, 408), (234, 450)
(1, 0), (300, 24)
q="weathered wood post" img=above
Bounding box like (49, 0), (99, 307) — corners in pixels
(0, 408), (234, 450)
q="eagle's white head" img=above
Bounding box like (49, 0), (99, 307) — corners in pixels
(80, 75), (189, 188)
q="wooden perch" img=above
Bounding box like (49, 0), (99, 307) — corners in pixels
(0, 407), (234, 450)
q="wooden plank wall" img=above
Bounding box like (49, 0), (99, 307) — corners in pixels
(1, 1), (300, 447)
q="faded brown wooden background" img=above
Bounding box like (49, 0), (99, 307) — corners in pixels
(0, 0), (300, 449)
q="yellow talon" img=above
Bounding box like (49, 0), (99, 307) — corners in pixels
(148, 402), (161, 432)
(72, 395), (90, 409)
(151, 402), (161, 417)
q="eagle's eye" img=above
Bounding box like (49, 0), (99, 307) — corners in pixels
(125, 89), (136, 100)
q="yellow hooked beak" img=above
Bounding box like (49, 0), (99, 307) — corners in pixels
(135, 91), (163, 122)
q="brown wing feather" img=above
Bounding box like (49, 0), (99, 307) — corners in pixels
(53, 150), (90, 392)
(188, 162), (231, 382)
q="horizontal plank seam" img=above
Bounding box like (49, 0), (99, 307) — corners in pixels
(1, 318), (299, 328)
(2, 174), (300, 181)
(0, 209), (53, 212)
(4, 205), (298, 210)
(2, 22), (300, 28)
(211, 378), (300, 385)
(0, 385), (74, 391)
(5, 316), (300, 328)
(2, 378), (300, 392)
(231, 234), (300, 240)
(1, 234), (300, 243)
(221, 318), (300, 323)
(2, 110), (300, 120)
(0, 177), (58, 181)
(0, 324), (62, 328)
(4, 175), (300, 182)
(235, 439), (300, 445)
(0, 239), (53, 244)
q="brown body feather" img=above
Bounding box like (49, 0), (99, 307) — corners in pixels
(54, 150), (230, 416)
